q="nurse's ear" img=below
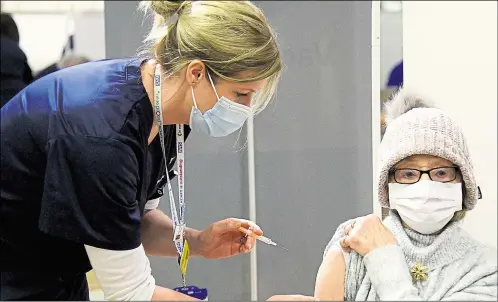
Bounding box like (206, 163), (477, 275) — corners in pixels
(185, 60), (206, 87)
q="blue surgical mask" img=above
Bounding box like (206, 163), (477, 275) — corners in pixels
(189, 72), (251, 137)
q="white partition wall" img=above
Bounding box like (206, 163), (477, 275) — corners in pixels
(372, 1), (382, 219)
(403, 1), (497, 248)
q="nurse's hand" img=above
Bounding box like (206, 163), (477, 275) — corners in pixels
(194, 218), (262, 259)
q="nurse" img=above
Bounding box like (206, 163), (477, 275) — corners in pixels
(1, 1), (282, 300)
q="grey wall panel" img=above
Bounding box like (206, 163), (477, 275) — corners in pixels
(253, 1), (373, 298)
(104, 1), (150, 58)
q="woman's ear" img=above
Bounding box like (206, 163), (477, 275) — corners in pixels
(185, 60), (206, 86)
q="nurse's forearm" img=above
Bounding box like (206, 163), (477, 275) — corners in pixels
(141, 209), (202, 257)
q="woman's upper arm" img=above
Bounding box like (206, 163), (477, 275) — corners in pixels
(315, 219), (355, 301)
(85, 244), (156, 301)
(314, 247), (346, 301)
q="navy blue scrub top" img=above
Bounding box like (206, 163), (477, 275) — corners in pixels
(0, 58), (190, 300)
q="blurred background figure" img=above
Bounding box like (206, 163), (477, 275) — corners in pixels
(386, 60), (403, 89)
(33, 35), (90, 81)
(381, 60), (403, 138)
(58, 53), (90, 68)
(0, 12), (33, 107)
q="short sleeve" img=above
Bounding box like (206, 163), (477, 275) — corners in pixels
(144, 198), (160, 211)
(39, 136), (142, 251)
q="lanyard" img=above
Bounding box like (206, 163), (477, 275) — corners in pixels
(153, 66), (186, 257)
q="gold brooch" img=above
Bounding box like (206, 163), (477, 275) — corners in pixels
(411, 262), (428, 281)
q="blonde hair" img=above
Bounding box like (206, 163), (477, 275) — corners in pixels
(139, 1), (282, 114)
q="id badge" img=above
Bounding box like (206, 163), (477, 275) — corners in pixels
(173, 224), (185, 242)
(174, 285), (208, 300)
(173, 224), (185, 259)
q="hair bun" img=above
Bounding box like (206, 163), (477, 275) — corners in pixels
(141, 1), (189, 19)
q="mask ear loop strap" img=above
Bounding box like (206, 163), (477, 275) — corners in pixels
(191, 87), (199, 109)
(206, 71), (221, 100)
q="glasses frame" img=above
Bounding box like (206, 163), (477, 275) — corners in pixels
(390, 166), (460, 184)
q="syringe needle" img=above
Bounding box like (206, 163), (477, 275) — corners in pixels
(238, 227), (288, 251)
(275, 244), (288, 251)
(267, 239), (288, 251)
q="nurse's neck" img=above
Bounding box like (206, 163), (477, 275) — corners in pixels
(141, 60), (191, 145)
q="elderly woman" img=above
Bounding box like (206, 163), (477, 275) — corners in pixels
(314, 89), (497, 301)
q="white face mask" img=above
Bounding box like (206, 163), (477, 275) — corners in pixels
(388, 180), (463, 234)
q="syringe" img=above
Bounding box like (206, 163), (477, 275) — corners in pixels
(238, 227), (288, 251)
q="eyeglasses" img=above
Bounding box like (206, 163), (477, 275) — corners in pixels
(391, 166), (460, 184)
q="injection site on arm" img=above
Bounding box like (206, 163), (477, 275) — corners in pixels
(314, 247), (346, 301)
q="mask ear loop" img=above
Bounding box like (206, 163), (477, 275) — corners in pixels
(206, 71), (221, 100)
(191, 86), (199, 109)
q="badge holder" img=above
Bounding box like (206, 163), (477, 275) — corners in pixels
(174, 240), (209, 300)
(174, 285), (208, 301)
